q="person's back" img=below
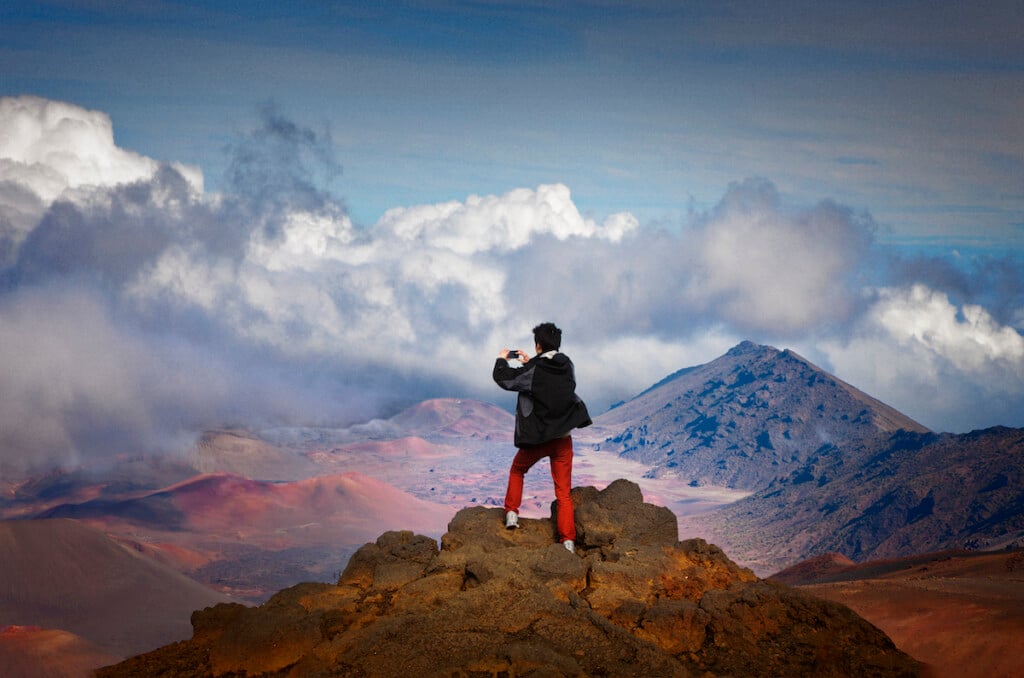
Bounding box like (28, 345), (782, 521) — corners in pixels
(499, 350), (588, 447)
(492, 322), (590, 553)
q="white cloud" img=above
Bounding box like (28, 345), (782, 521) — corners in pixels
(688, 178), (872, 335)
(246, 205), (358, 271)
(1, 95), (1022, 473)
(0, 95), (202, 203)
(0, 96), (204, 270)
(875, 284), (1024, 367)
(375, 183), (638, 255)
(823, 284), (1024, 431)
(127, 180), (635, 380)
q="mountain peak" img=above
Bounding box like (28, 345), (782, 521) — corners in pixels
(97, 480), (919, 677)
(596, 341), (929, 489)
(726, 339), (778, 357)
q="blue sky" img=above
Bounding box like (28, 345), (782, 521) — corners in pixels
(6, 1), (1021, 241)
(1, 1), (1022, 471)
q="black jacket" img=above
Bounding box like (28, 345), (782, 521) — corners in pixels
(493, 351), (592, 448)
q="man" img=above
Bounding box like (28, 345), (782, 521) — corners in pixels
(493, 322), (591, 553)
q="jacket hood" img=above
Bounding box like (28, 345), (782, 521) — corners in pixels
(536, 352), (573, 373)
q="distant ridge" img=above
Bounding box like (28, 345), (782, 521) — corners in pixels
(37, 471), (453, 547)
(191, 429), (317, 481)
(683, 425), (1024, 574)
(595, 341), (929, 489)
(768, 552), (858, 585)
(387, 397), (511, 438)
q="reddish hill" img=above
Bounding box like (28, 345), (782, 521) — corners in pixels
(769, 551), (857, 585)
(0, 519), (230, 658)
(387, 397), (511, 438)
(0, 625), (120, 678)
(40, 471), (452, 545)
(34, 471), (456, 600)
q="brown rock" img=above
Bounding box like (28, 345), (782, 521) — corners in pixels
(97, 479), (921, 677)
(572, 478), (679, 548)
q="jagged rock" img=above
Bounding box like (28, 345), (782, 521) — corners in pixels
(97, 479), (921, 677)
(572, 478), (679, 548)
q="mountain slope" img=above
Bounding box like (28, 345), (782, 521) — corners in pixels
(594, 341), (929, 489)
(34, 471), (456, 601)
(37, 471), (452, 545)
(682, 426), (1024, 573)
(0, 519), (231, 657)
(387, 397), (512, 438)
(190, 429), (318, 481)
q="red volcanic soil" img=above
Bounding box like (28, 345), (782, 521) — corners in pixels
(0, 625), (119, 678)
(781, 550), (1024, 678)
(155, 471), (453, 544)
(769, 551), (857, 584)
(31, 471), (457, 601)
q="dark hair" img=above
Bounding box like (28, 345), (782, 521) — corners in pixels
(533, 322), (562, 352)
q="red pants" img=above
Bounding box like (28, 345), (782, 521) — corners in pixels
(503, 436), (576, 542)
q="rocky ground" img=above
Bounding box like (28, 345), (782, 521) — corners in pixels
(97, 479), (920, 677)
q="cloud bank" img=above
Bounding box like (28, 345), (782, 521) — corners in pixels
(1, 96), (1021, 474)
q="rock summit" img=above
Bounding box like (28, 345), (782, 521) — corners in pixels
(98, 479), (919, 677)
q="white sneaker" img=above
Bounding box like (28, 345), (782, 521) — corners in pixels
(505, 511), (519, 529)
(563, 540), (575, 554)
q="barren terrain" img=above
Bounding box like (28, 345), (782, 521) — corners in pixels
(785, 550), (1024, 678)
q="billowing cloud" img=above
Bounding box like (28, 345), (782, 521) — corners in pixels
(0, 96), (165, 202)
(0, 96), (203, 267)
(689, 178), (874, 335)
(0, 95), (1021, 474)
(375, 183), (637, 255)
(822, 284), (1024, 431)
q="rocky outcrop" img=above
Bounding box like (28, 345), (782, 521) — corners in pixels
(97, 479), (920, 677)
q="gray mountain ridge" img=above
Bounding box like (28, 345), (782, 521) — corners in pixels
(592, 340), (930, 490)
(586, 340), (1023, 574)
(684, 425), (1024, 573)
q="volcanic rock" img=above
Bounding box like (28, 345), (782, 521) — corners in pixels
(97, 479), (920, 677)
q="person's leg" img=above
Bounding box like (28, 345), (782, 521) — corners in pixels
(504, 446), (545, 514)
(548, 436), (576, 543)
